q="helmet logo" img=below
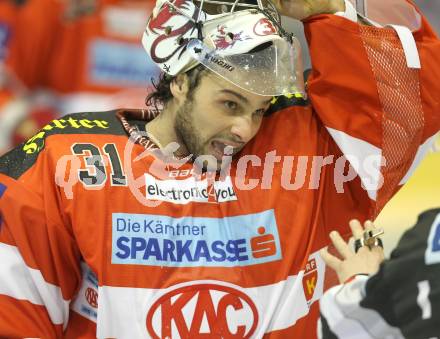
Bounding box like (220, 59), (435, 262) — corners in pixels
(253, 18), (277, 36)
(148, 0), (201, 64)
(212, 25), (251, 50)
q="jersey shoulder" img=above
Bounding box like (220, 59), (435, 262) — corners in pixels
(0, 110), (127, 179)
(264, 70), (312, 115)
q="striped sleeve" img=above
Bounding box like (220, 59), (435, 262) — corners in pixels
(318, 274), (404, 339)
(0, 147), (82, 337)
(319, 208), (440, 338)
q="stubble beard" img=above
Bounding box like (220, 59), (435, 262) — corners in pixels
(174, 97), (223, 172)
(174, 96), (204, 160)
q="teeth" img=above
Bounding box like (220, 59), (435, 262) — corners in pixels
(224, 145), (234, 154)
(213, 141), (237, 156)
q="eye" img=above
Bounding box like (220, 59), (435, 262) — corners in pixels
(224, 100), (238, 111)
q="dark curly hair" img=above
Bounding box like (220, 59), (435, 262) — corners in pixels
(145, 64), (209, 111)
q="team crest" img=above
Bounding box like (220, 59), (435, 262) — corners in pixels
(302, 258), (318, 304)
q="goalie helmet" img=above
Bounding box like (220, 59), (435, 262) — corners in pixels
(142, 0), (305, 96)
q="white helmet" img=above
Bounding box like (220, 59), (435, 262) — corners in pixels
(142, 0), (305, 96)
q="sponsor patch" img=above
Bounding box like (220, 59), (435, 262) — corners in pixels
(22, 117), (110, 154)
(145, 173), (237, 204)
(112, 210), (281, 267)
(85, 287), (98, 308)
(302, 258), (318, 304)
(89, 39), (158, 86)
(70, 263), (99, 322)
(302, 252), (325, 306)
(425, 213), (440, 265)
(146, 280), (259, 338)
(204, 53), (235, 72)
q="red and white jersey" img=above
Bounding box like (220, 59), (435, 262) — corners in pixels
(0, 2), (440, 338)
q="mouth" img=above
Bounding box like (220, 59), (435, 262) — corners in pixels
(210, 140), (243, 160)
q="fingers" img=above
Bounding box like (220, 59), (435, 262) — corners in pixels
(350, 219), (379, 236)
(323, 220), (386, 284)
(349, 219), (364, 239)
(363, 220), (384, 238)
(326, 220), (384, 262)
(320, 248), (341, 270)
(329, 231), (353, 259)
(364, 220), (375, 231)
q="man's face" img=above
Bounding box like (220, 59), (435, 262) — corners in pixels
(174, 72), (272, 171)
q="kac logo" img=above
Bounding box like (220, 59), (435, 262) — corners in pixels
(85, 287), (98, 308)
(146, 282), (259, 338)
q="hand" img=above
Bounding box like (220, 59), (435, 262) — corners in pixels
(320, 220), (385, 284)
(272, 0), (345, 20)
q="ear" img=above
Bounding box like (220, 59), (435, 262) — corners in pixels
(170, 73), (189, 103)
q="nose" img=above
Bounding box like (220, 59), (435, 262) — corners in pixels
(230, 115), (259, 143)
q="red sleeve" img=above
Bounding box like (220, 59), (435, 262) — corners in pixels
(0, 146), (82, 337)
(303, 4), (440, 216)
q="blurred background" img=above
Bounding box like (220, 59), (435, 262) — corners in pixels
(0, 0), (438, 255)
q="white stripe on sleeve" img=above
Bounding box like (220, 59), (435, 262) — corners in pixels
(0, 242), (70, 328)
